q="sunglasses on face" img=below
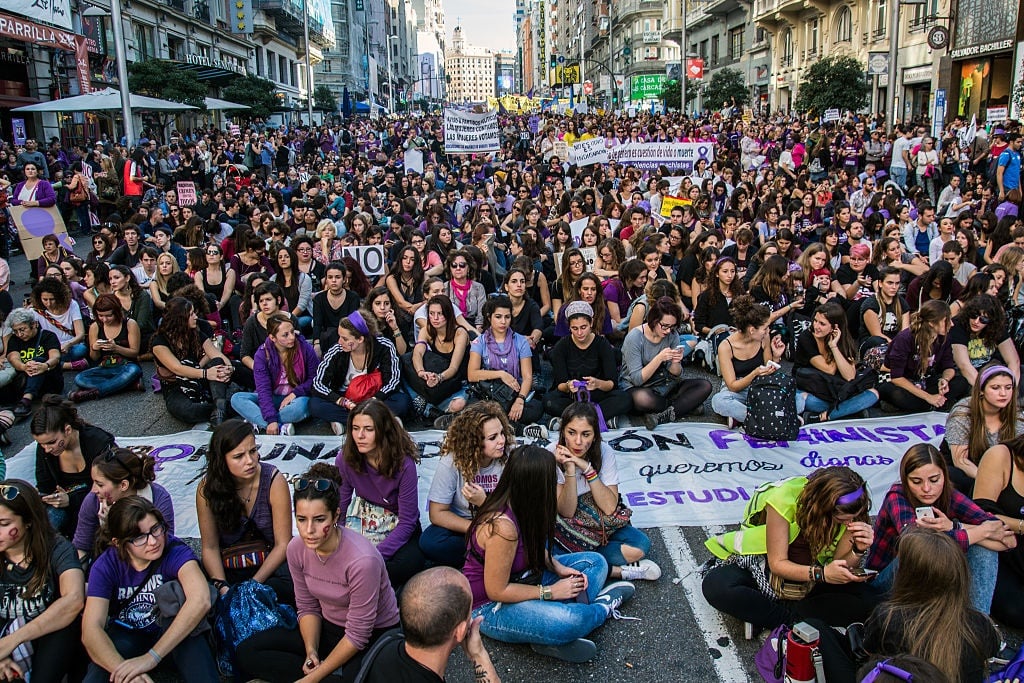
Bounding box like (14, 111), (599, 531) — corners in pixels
(294, 478), (333, 492)
(451, 262), (468, 269)
(972, 314), (991, 325)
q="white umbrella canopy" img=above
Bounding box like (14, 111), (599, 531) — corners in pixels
(12, 88), (199, 112)
(205, 97), (250, 110)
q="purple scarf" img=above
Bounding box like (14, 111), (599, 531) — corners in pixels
(483, 330), (522, 381)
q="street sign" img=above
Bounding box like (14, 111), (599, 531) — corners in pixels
(630, 74), (665, 101)
(867, 52), (889, 75)
(557, 55), (566, 64)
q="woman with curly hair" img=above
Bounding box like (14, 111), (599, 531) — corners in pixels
(703, 466), (881, 629)
(420, 401), (514, 568)
(950, 294), (1019, 388)
(31, 277), (87, 371)
(593, 237), (626, 281)
(336, 398), (425, 588)
(196, 419), (293, 602)
(150, 297), (233, 426)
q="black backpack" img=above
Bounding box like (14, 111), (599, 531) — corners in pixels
(745, 372), (800, 442)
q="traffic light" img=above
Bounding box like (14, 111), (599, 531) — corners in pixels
(549, 55), (557, 69)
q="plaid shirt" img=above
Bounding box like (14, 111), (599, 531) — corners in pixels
(865, 483), (995, 571)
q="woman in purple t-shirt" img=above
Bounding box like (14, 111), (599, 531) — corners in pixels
(82, 497), (218, 683)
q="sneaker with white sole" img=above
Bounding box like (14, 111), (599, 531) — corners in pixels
(280, 423), (294, 436)
(547, 417), (561, 433)
(606, 415), (619, 430)
(619, 559), (662, 581)
(330, 422), (345, 436)
(522, 424), (550, 440)
(643, 407), (676, 431)
(529, 638), (597, 663)
(594, 581), (638, 620)
(433, 412), (457, 430)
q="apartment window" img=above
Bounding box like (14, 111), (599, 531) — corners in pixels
(835, 6), (852, 42)
(167, 34), (185, 61)
(781, 28), (793, 66)
(728, 26), (743, 59)
(267, 52), (275, 80)
(808, 17), (819, 53)
(133, 24), (154, 60)
(710, 35), (719, 63)
(323, 59), (332, 72)
(280, 56), (289, 85)
(875, 0), (887, 36)
(255, 47), (263, 77)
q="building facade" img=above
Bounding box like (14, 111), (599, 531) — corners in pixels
(445, 25), (495, 103)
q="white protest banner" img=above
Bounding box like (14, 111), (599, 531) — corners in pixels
(571, 137), (609, 167)
(404, 149), (424, 174)
(443, 108), (500, 154)
(609, 141), (716, 172)
(823, 108), (841, 123)
(340, 244), (386, 276)
(569, 217), (589, 246)
(7, 414), (943, 535)
(8, 205), (72, 262)
(580, 246), (597, 272)
(3, 0), (72, 29)
(176, 181), (197, 206)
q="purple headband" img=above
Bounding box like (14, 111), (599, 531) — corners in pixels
(979, 364), (1014, 387)
(346, 310), (370, 336)
(836, 487), (864, 506)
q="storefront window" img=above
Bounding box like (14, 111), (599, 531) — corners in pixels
(957, 56), (1012, 119)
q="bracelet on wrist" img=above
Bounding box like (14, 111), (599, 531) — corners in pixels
(583, 468), (599, 483)
(148, 648), (162, 664)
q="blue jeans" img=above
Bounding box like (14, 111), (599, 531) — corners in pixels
(83, 623), (219, 683)
(873, 543), (997, 613)
(61, 342), (88, 364)
(230, 392), (311, 428)
(552, 524), (653, 568)
(890, 166), (908, 190)
(74, 363), (143, 397)
(712, 388), (749, 422)
(472, 551), (610, 646)
(419, 523), (467, 567)
(800, 389), (878, 419)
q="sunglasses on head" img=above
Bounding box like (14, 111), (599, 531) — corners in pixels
(294, 478), (334, 492)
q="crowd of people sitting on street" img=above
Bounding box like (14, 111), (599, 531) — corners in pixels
(0, 105), (1019, 680)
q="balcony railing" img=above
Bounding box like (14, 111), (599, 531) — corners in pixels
(780, 55), (793, 67)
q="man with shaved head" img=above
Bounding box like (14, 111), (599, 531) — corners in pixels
(362, 567), (499, 682)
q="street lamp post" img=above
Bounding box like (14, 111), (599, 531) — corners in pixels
(85, 3), (133, 144)
(302, 0), (314, 124)
(680, 0), (687, 114)
(387, 36), (398, 113)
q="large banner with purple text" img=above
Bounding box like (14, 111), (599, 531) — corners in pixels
(6, 414), (945, 535)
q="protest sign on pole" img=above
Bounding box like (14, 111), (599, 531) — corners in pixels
(7, 414), (944, 535)
(340, 245), (386, 276)
(571, 137), (609, 167)
(176, 181), (197, 206)
(443, 108), (501, 154)
(9, 205), (72, 261)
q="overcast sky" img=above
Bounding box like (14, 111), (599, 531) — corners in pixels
(442, 0), (516, 52)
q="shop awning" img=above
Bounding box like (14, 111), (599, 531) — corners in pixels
(171, 60), (243, 82)
(0, 94), (40, 108)
(11, 88), (198, 112)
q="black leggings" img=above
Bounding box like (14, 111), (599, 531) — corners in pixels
(991, 560), (1024, 629)
(630, 379), (713, 416)
(701, 563), (883, 630)
(24, 619), (87, 683)
(877, 373), (970, 413)
(543, 388), (634, 421)
(236, 620), (397, 683)
(384, 524), (426, 590)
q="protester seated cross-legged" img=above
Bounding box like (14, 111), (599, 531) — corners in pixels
(73, 447), (174, 565)
(360, 566), (501, 683)
(30, 277), (87, 372)
(81, 496), (219, 683)
(711, 295), (790, 430)
(876, 300), (970, 413)
(404, 295), (470, 429)
(702, 466), (883, 631)
(420, 401), (514, 568)
(792, 301), (880, 423)
(150, 297), (235, 427)
(864, 443), (1012, 614)
(196, 419), (294, 604)
(335, 399), (425, 589)
(230, 312), (318, 435)
(69, 293), (144, 403)
(235, 462), (401, 683)
(466, 295), (547, 438)
(944, 363), (1024, 495)
(6, 308), (63, 419)
(619, 296), (713, 430)
(31, 396), (115, 539)
(551, 402), (660, 582)
(0, 479), (87, 683)
(465, 444), (637, 663)
(543, 300), (633, 432)
(310, 310), (410, 436)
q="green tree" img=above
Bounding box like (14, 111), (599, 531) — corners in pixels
(127, 59), (207, 138)
(702, 68), (750, 110)
(220, 74), (279, 120)
(659, 79), (681, 110)
(312, 85), (336, 112)
(793, 55), (870, 117)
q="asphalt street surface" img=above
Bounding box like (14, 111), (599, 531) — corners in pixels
(0, 239), (779, 682)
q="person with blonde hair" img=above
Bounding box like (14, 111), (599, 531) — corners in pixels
(420, 401), (515, 567)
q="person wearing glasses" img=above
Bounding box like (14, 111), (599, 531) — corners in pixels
(949, 294), (1019, 390)
(235, 462), (400, 683)
(443, 249), (486, 336)
(0, 480), (87, 683)
(194, 242), (240, 332)
(82, 496), (219, 683)
(72, 447), (171, 563)
(196, 419), (293, 603)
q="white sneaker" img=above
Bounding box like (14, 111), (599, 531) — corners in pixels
(523, 424), (550, 440)
(619, 559), (662, 581)
(280, 423), (294, 436)
(331, 422), (345, 436)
